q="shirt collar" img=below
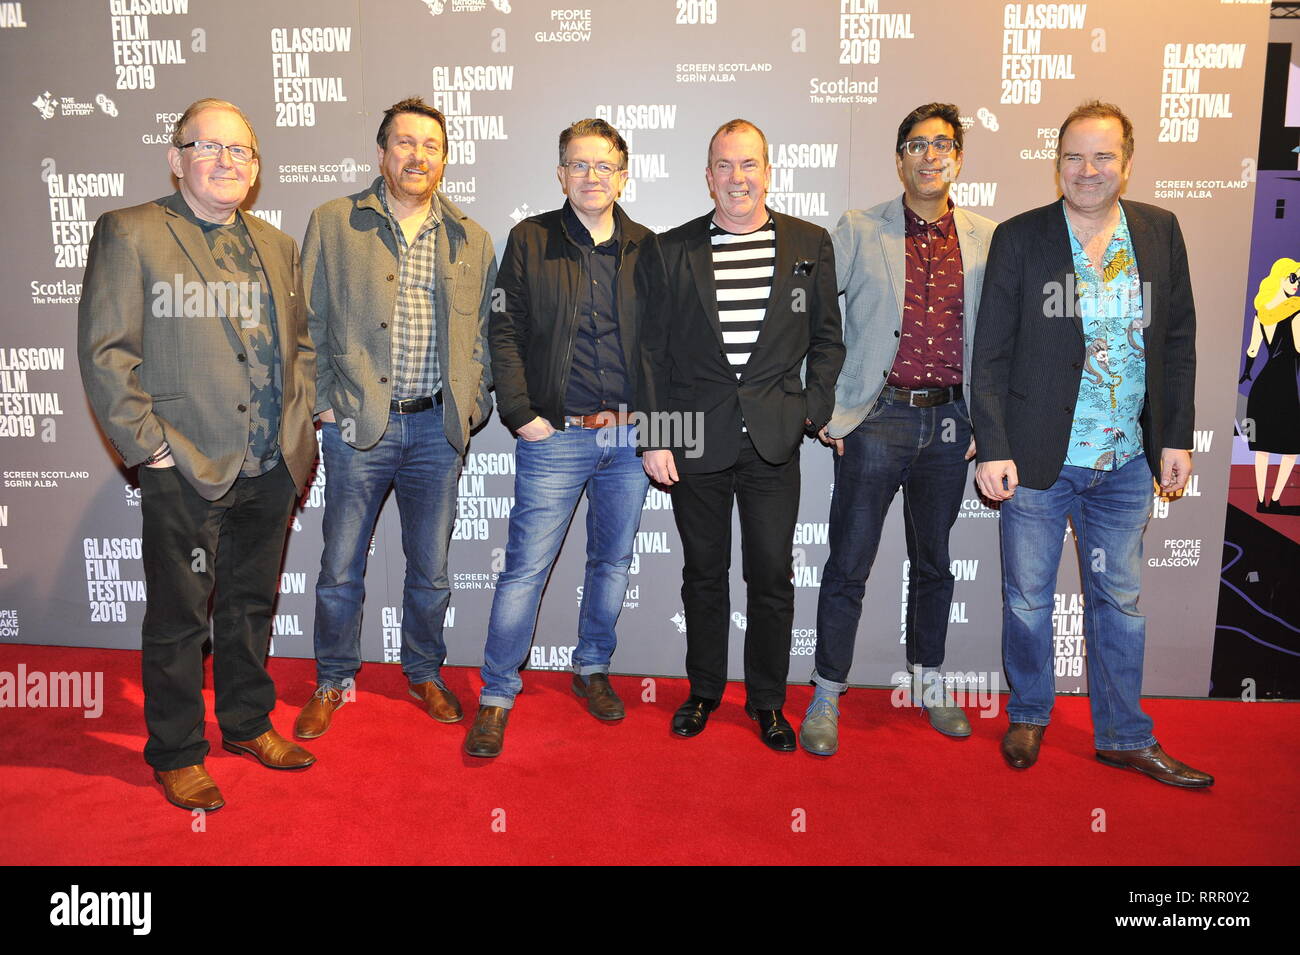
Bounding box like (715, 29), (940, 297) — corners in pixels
(903, 199), (955, 239)
(377, 178), (441, 233)
(563, 199), (620, 252)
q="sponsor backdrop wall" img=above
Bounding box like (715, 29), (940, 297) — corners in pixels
(0, 0), (1270, 698)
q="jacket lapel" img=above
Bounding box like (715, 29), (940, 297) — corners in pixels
(162, 194), (250, 348)
(878, 200), (907, 321)
(1122, 199), (1160, 331)
(686, 216), (724, 348)
(752, 210), (793, 355)
(1046, 198), (1083, 336)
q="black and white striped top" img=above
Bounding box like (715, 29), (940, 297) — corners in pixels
(710, 218), (775, 377)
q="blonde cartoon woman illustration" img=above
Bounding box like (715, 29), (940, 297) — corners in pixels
(1241, 257), (1300, 512)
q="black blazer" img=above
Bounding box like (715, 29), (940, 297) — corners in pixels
(639, 209), (844, 473)
(971, 198), (1197, 490)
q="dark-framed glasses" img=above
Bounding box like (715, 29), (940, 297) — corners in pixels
(562, 160), (623, 179)
(180, 140), (257, 164)
(900, 137), (957, 156)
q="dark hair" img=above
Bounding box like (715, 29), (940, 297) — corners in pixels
(707, 118), (769, 167)
(1057, 100), (1134, 165)
(558, 118), (629, 168)
(376, 96), (448, 157)
(895, 103), (963, 153)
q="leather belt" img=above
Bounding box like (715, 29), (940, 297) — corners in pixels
(563, 410), (633, 429)
(390, 392), (442, 414)
(880, 384), (960, 408)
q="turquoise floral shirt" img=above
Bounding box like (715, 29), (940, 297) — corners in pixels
(1064, 204), (1147, 471)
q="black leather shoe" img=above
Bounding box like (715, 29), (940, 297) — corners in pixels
(1002, 722), (1045, 769)
(671, 695), (720, 737)
(745, 702), (796, 752)
(1096, 743), (1214, 788)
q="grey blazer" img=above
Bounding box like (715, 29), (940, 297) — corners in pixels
(78, 192), (317, 501)
(826, 195), (997, 438)
(302, 178), (496, 454)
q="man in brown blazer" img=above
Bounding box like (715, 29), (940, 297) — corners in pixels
(79, 98), (318, 812)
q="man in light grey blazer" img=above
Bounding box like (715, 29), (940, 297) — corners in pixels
(802, 103), (997, 756)
(79, 99), (318, 811)
(295, 96), (496, 740)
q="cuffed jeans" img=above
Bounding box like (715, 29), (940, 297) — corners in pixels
(813, 394), (972, 693)
(479, 426), (648, 708)
(313, 405), (462, 691)
(999, 455), (1157, 751)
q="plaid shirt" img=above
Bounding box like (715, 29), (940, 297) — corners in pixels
(379, 179), (441, 398)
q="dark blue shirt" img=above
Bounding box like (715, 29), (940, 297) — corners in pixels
(562, 201), (629, 415)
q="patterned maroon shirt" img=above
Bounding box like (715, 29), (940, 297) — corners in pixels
(888, 200), (964, 389)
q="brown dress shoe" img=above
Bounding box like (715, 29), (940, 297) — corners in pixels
(571, 672), (625, 721)
(409, 681), (464, 723)
(222, 729), (316, 769)
(1002, 722), (1046, 769)
(464, 705), (509, 758)
(1096, 743), (1214, 788)
(294, 685), (347, 739)
(154, 764), (225, 812)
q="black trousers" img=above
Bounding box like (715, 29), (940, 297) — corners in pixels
(671, 438), (801, 708)
(138, 461), (297, 770)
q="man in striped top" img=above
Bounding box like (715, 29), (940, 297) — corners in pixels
(641, 119), (844, 752)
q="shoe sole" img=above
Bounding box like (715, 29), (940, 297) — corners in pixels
(1094, 753), (1213, 788)
(464, 744), (502, 758)
(799, 739), (837, 757)
(221, 741), (316, 770)
(408, 689), (464, 723)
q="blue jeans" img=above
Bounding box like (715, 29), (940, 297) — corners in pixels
(479, 426), (649, 708)
(999, 456), (1157, 750)
(813, 394), (972, 692)
(313, 405), (462, 690)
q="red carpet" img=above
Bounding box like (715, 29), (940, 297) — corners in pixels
(0, 644), (1295, 865)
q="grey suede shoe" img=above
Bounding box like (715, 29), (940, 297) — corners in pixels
(799, 693), (840, 756)
(924, 688), (972, 738)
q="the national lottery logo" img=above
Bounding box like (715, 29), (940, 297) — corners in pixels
(32, 91), (56, 120)
(96, 94), (118, 117)
(32, 92), (97, 119)
(509, 203), (536, 224)
(670, 610), (686, 634)
(422, 0), (511, 15)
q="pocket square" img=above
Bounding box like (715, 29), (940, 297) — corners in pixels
(793, 259), (814, 276)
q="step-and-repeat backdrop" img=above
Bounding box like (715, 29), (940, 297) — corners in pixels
(0, 0), (1270, 697)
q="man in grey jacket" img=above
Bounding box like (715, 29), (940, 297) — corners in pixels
(295, 96), (496, 739)
(79, 98), (318, 811)
(802, 103), (997, 756)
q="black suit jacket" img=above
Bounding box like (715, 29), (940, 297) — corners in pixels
(639, 209), (844, 473)
(971, 198), (1196, 490)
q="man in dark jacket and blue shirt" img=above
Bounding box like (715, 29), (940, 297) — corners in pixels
(467, 119), (655, 758)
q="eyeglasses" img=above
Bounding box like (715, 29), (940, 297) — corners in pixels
(899, 137), (958, 156)
(1289, 273), (1299, 285)
(179, 140), (257, 164)
(561, 160), (623, 179)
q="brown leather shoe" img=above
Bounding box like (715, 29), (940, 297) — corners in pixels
(1002, 722), (1046, 769)
(154, 764), (225, 812)
(294, 685), (347, 739)
(409, 681), (463, 723)
(571, 672), (625, 721)
(464, 705), (509, 758)
(1096, 743), (1214, 788)
(222, 729), (316, 769)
